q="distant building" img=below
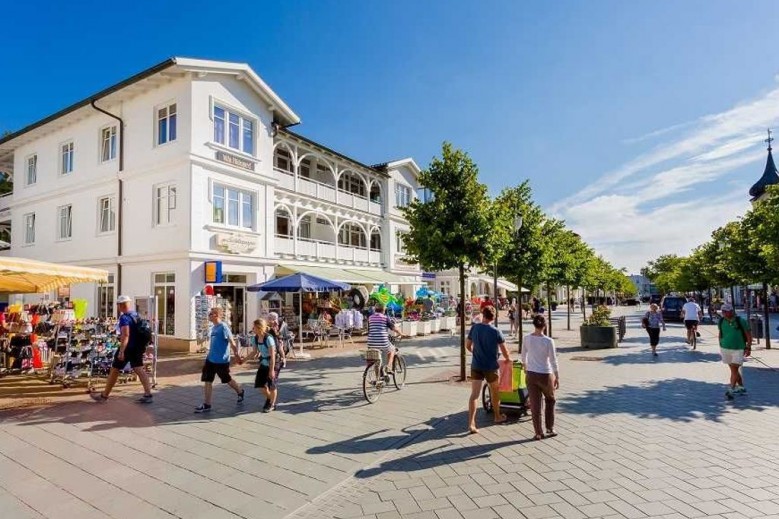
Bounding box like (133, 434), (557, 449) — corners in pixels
(628, 274), (654, 298)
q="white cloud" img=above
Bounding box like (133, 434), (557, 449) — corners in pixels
(549, 81), (779, 272)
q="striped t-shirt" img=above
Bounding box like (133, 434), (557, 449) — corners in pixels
(367, 313), (394, 348)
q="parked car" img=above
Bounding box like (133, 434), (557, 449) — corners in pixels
(661, 296), (686, 321)
(649, 294), (662, 305)
(622, 298), (640, 306)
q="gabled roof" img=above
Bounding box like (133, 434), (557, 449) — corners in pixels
(749, 148), (779, 201)
(0, 57), (300, 173)
(372, 158), (422, 177)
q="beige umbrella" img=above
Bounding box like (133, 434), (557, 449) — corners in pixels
(0, 257), (109, 293)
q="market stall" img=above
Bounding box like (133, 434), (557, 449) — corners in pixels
(0, 258), (156, 392)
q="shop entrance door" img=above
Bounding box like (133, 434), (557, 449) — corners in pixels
(212, 285), (246, 335)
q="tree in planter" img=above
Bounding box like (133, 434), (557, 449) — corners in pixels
(494, 181), (549, 351)
(401, 142), (497, 381)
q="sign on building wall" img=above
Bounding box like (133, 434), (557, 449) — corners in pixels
(216, 151), (255, 171)
(422, 272), (436, 280)
(204, 261), (223, 283)
(216, 233), (259, 254)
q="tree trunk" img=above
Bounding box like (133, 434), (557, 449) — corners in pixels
(730, 285), (736, 307)
(764, 281), (771, 349)
(582, 289), (587, 320)
(746, 286), (751, 320)
(567, 285), (571, 331)
(493, 261), (499, 327)
(547, 281), (553, 338)
(517, 274), (524, 353)
(459, 263), (467, 381)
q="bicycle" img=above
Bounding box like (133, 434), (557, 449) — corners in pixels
(361, 335), (407, 403)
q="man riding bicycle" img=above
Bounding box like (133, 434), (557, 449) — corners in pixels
(367, 303), (400, 374)
(681, 296), (703, 348)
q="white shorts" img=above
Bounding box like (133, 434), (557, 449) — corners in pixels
(720, 348), (744, 365)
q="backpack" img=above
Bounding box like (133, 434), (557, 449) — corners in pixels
(131, 315), (153, 348)
(269, 328), (290, 359)
(718, 316), (748, 345)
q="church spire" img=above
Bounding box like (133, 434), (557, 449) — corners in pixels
(749, 128), (779, 201)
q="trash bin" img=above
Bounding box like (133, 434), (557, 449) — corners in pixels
(750, 316), (764, 340)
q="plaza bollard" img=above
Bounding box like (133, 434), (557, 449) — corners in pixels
(750, 315), (764, 340)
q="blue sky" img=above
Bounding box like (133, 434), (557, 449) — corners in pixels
(2, 0), (779, 271)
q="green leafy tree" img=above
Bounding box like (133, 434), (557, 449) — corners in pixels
(493, 181), (550, 348)
(642, 254), (684, 295)
(402, 142), (494, 380)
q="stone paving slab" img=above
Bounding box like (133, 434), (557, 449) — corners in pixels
(4, 307), (779, 518)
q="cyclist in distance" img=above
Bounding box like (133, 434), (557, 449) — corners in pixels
(681, 296), (703, 348)
(367, 303), (400, 374)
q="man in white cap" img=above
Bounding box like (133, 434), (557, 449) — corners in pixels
(91, 295), (153, 403)
(718, 303), (752, 400)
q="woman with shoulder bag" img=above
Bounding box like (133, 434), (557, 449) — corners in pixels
(643, 303), (665, 357)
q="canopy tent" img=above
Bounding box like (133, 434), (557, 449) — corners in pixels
(0, 257), (109, 294)
(247, 273), (349, 357)
(275, 263), (421, 285)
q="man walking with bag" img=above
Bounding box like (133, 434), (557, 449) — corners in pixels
(719, 303), (752, 400)
(91, 295), (153, 403)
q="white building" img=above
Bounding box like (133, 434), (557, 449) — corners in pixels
(628, 274), (654, 298)
(0, 58), (424, 350)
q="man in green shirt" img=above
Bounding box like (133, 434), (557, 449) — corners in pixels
(718, 303), (752, 400)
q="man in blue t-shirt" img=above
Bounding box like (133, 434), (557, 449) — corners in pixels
(91, 295), (153, 403)
(466, 305), (511, 434)
(195, 307), (245, 413)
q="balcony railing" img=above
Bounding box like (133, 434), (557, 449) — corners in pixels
(275, 168), (382, 215)
(275, 235), (383, 265)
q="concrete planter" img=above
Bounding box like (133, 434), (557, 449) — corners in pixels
(440, 316), (457, 331)
(401, 320), (418, 337)
(580, 325), (618, 349)
(431, 319), (441, 333)
(418, 321), (432, 335)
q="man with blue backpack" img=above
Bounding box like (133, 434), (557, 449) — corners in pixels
(91, 295), (154, 403)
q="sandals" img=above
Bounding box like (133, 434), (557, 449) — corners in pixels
(533, 433), (545, 441)
(545, 430), (558, 438)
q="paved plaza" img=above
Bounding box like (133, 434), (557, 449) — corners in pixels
(2, 308), (779, 519)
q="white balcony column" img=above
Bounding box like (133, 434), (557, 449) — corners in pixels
(293, 145), (300, 192)
(334, 216), (339, 262)
(292, 205), (298, 256)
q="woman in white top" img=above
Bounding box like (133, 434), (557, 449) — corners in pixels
(521, 314), (560, 440)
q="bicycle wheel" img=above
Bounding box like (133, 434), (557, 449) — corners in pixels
(392, 355), (407, 389)
(481, 383), (492, 412)
(362, 362), (383, 403)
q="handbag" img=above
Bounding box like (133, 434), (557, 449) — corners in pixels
(641, 314), (650, 329)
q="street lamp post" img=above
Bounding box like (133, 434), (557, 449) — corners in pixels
(514, 215), (523, 351)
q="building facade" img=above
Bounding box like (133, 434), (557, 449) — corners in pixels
(0, 58), (424, 349)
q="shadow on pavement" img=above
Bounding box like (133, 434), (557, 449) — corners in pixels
(600, 346), (722, 365)
(3, 350), (452, 430)
(559, 366), (779, 423)
(353, 412), (536, 478)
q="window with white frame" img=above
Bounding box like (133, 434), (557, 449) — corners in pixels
(213, 105), (254, 155)
(155, 184), (176, 225)
(338, 172), (366, 196)
(100, 125), (117, 162)
(395, 184), (412, 208)
(26, 154), (37, 185)
(57, 205), (72, 240)
(274, 148), (293, 172)
(157, 103), (177, 145)
(300, 158), (311, 178)
(97, 274), (115, 319)
(60, 142), (74, 175)
(370, 229), (381, 251)
(23, 213), (35, 244)
(396, 231), (407, 254)
(275, 208), (292, 237)
(153, 273), (176, 335)
(212, 184), (253, 229)
(298, 215), (311, 240)
(98, 196), (116, 233)
(339, 222), (366, 248)
(439, 281), (451, 295)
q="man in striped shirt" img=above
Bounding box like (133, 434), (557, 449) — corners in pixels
(367, 304), (399, 373)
